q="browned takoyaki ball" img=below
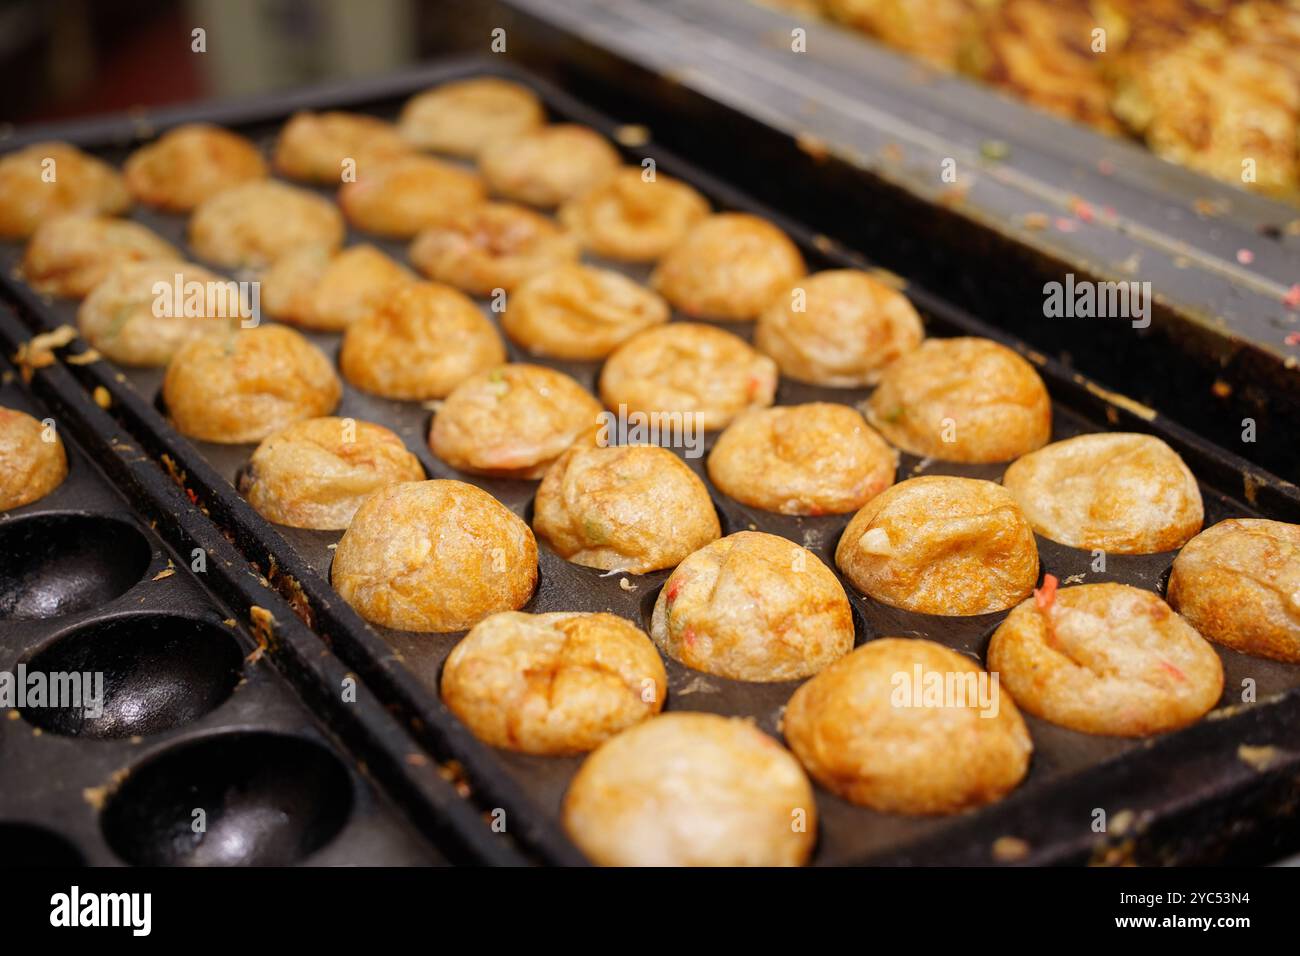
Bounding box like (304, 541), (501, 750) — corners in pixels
(398, 78), (546, 157)
(429, 365), (603, 479)
(260, 244), (414, 332)
(558, 167), (710, 262)
(441, 611), (667, 755)
(988, 582), (1223, 736)
(188, 180), (344, 269)
(479, 124), (621, 208)
(124, 123), (268, 211)
(239, 417), (424, 530)
(597, 323), (778, 431)
(533, 439), (721, 573)
(332, 479), (538, 633)
(272, 110), (412, 184)
(707, 403), (897, 516)
(1168, 518), (1300, 663)
(1002, 432), (1203, 554)
(650, 213), (805, 321)
(338, 155), (486, 238)
(339, 282), (506, 401)
(755, 269), (925, 387)
(835, 476), (1039, 616)
(0, 407), (68, 511)
(0, 142), (129, 238)
(562, 712), (817, 866)
(162, 325), (341, 444)
(22, 215), (180, 299)
(502, 264), (669, 360)
(408, 202), (580, 296)
(865, 337), (1051, 463)
(77, 260), (239, 367)
(783, 638), (1033, 814)
(651, 531), (855, 682)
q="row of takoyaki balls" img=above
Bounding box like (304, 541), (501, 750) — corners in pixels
(3, 77), (1298, 866)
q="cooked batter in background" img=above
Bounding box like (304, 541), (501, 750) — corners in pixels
(759, 0), (1300, 199)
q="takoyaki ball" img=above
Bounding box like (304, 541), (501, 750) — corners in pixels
(598, 323), (778, 431)
(558, 167), (710, 262)
(865, 337), (1051, 463)
(429, 365), (603, 479)
(261, 244), (414, 332)
(332, 479), (538, 633)
(398, 78), (545, 157)
(0, 407), (68, 511)
(707, 403), (896, 516)
(502, 264), (669, 360)
(783, 638), (1032, 815)
(562, 712), (816, 867)
(650, 213), (805, 321)
(0, 142), (130, 238)
(338, 155), (486, 238)
(479, 124), (621, 208)
(22, 215), (180, 299)
(339, 282), (505, 400)
(272, 110), (412, 184)
(1002, 433), (1203, 554)
(651, 531), (854, 682)
(835, 476), (1038, 616)
(189, 181), (344, 270)
(988, 582), (1223, 736)
(755, 270), (924, 387)
(77, 260), (239, 367)
(1168, 518), (1300, 663)
(162, 325), (341, 444)
(239, 417), (424, 530)
(123, 123), (268, 212)
(408, 202), (580, 296)
(533, 439), (721, 573)
(441, 611), (667, 755)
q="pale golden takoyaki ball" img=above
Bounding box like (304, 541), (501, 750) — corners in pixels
(124, 123), (268, 212)
(0, 142), (130, 238)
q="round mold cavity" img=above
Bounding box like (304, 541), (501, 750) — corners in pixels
(21, 614), (244, 740)
(0, 513), (152, 621)
(0, 823), (85, 866)
(101, 732), (354, 866)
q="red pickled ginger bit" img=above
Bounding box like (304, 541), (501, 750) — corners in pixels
(665, 576), (685, 603)
(1158, 660), (1187, 683)
(1034, 574), (1059, 612)
(1284, 284), (1300, 309)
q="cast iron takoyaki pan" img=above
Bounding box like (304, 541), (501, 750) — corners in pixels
(2, 57), (1299, 866)
(0, 315), (454, 866)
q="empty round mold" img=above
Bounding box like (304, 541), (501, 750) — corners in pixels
(101, 732), (354, 866)
(0, 822), (84, 866)
(21, 614), (244, 739)
(0, 513), (151, 620)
